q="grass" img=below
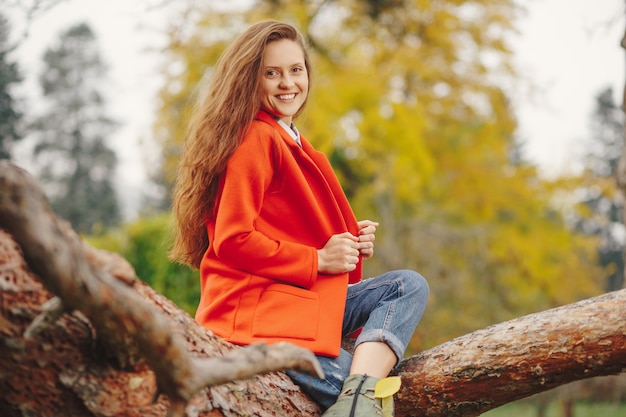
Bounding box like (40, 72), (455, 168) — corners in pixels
(482, 401), (626, 417)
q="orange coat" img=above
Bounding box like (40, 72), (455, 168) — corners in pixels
(196, 110), (362, 357)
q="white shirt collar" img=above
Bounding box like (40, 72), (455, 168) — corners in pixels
(276, 119), (302, 147)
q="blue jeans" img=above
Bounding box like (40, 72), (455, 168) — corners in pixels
(287, 269), (429, 410)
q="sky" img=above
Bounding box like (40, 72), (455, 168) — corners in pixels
(7, 0), (626, 219)
(508, 0), (624, 176)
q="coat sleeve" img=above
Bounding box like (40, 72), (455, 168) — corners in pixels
(211, 127), (318, 289)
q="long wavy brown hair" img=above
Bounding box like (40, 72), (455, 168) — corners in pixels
(169, 21), (312, 268)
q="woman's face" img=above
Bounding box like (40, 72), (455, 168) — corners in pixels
(259, 39), (309, 125)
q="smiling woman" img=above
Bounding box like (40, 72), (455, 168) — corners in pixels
(259, 38), (309, 125)
(168, 20), (429, 417)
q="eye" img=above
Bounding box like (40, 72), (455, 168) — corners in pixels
(266, 69), (279, 77)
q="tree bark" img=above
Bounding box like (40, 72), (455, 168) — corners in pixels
(0, 228), (322, 417)
(0, 162), (321, 417)
(1, 161), (626, 417)
(393, 288), (626, 416)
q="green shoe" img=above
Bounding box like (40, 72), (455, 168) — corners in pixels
(322, 374), (400, 417)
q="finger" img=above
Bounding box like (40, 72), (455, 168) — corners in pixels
(358, 226), (376, 235)
(346, 240), (360, 250)
(359, 245), (373, 254)
(339, 232), (359, 241)
(358, 233), (375, 242)
(358, 220), (379, 229)
(339, 244), (359, 256)
(358, 241), (374, 250)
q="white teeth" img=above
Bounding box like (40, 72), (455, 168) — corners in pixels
(278, 94), (296, 100)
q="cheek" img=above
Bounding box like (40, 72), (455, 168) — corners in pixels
(300, 81), (309, 95)
(260, 81), (273, 97)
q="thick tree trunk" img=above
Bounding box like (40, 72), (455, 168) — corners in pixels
(393, 288), (626, 416)
(1, 162), (626, 417)
(0, 229), (321, 417)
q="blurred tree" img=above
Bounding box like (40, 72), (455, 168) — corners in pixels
(153, 0), (603, 349)
(576, 87), (625, 291)
(30, 22), (120, 235)
(0, 12), (23, 160)
(0, 0), (65, 41)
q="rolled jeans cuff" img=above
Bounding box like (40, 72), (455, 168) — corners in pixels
(354, 328), (405, 365)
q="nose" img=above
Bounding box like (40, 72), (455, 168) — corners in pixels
(279, 74), (294, 88)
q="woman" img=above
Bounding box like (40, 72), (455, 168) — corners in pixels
(170, 20), (429, 417)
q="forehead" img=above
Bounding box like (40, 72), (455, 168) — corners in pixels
(263, 39), (305, 66)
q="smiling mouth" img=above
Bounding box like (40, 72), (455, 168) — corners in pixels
(277, 94), (296, 100)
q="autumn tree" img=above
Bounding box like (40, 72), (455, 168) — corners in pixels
(29, 22), (120, 235)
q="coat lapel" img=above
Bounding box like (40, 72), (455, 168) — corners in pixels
(254, 111), (359, 235)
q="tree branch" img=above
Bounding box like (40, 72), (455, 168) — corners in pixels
(393, 288), (626, 417)
(3, 160), (626, 417)
(0, 161), (322, 416)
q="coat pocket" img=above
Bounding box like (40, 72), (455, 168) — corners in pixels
(252, 283), (320, 341)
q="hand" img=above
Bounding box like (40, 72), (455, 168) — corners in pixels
(357, 220), (379, 260)
(317, 232), (360, 274)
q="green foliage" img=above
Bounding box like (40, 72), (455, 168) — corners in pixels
(151, 0), (604, 350)
(0, 12), (23, 159)
(87, 214), (199, 315)
(30, 22), (120, 234)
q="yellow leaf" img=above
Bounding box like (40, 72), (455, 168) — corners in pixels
(375, 376), (401, 398)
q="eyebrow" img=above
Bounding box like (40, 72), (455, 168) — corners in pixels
(264, 61), (305, 68)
